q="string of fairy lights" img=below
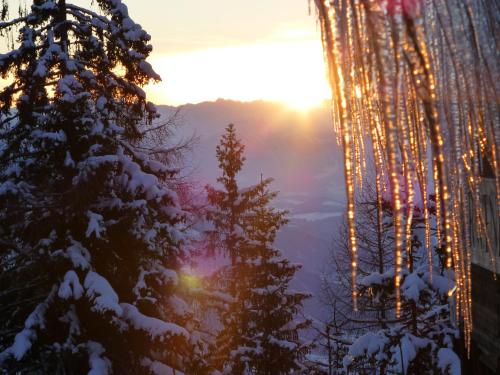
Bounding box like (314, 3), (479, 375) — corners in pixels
(315, 0), (499, 353)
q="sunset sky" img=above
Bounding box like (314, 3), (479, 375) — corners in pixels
(117, 0), (331, 109)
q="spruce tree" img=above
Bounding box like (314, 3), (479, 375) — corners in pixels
(206, 123), (246, 263)
(0, 1), (203, 373)
(207, 124), (311, 374)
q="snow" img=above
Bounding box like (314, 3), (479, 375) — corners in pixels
(33, 61), (47, 77)
(141, 357), (184, 375)
(109, 0), (129, 17)
(91, 120), (104, 135)
(157, 265), (179, 285)
(437, 348), (461, 375)
(59, 306), (81, 339)
(231, 345), (263, 356)
(122, 17), (136, 30)
(145, 101), (157, 113)
(168, 295), (189, 316)
(108, 123), (125, 134)
(426, 272), (454, 296)
(36, 1), (57, 11)
(65, 59), (77, 72)
(57, 75), (88, 103)
(252, 285), (279, 295)
(344, 327), (456, 374)
(268, 337), (297, 350)
(133, 264), (179, 297)
(121, 162), (161, 200)
(64, 151), (75, 167)
(78, 155), (118, 175)
(84, 272), (123, 315)
(0, 288), (55, 362)
(358, 269), (394, 287)
(145, 159), (170, 173)
(124, 28), (144, 42)
(401, 272), (426, 302)
(66, 241), (91, 269)
(31, 129), (67, 143)
(393, 334), (429, 374)
(120, 303), (189, 340)
(58, 270), (84, 300)
(0, 180), (20, 196)
(90, 17), (107, 30)
(346, 331), (389, 359)
(7, 330), (34, 361)
(87, 341), (111, 375)
(290, 212), (343, 221)
(96, 96), (107, 111)
(208, 290), (235, 304)
(139, 61), (161, 81)
(133, 265), (178, 299)
(144, 228), (157, 244)
(86, 211), (105, 239)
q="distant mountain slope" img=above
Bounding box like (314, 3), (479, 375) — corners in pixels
(158, 100), (346, 320)
(158, 100), (344, 198)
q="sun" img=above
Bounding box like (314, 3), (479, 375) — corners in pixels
(144, 40), (331, 110)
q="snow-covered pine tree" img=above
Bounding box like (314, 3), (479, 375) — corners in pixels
(221, 179), (312, 375)
(322, 183), (396, 330)
(207, 124), (311, 375)
(310, 302), (350, 375)
(206, 123), (246, 263)
(0, 1), (205, 373)
(323, 185), (460, 374)
(205, 124), (249, 371)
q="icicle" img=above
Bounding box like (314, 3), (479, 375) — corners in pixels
(316, 0), (359, 311)
(315, 0), (499, 351)
(399, 73), (415, 271)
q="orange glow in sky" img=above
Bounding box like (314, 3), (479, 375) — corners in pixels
(145, 37), (330, 110)
(110, 0), (332, 110)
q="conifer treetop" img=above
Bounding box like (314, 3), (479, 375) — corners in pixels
(0, 0), (160, 127)
(215, 123), (245, 187)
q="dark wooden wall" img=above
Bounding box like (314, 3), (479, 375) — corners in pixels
(470, 264), (500, 374)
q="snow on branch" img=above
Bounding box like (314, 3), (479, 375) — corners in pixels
(0, 286), (57, 362)
(86, 211), (106, 239)
(120, 303), (189, 340)
(84, 271), (123, 315)
(141, 357), (184, 375)
(86, 341), (111, 375)
(58, 270), (84, 300)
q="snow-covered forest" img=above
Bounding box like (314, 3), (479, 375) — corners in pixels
(0, 0), (499, 374)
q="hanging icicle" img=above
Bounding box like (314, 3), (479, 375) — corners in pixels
(315, 0), (499, 350)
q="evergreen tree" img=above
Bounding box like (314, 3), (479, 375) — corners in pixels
(207, 124), (311, 374)
(0, 1), (204, 373)
(322, 185), (460, 374)
(206, 123), (246, 263)
(311, 303), (350, 375)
